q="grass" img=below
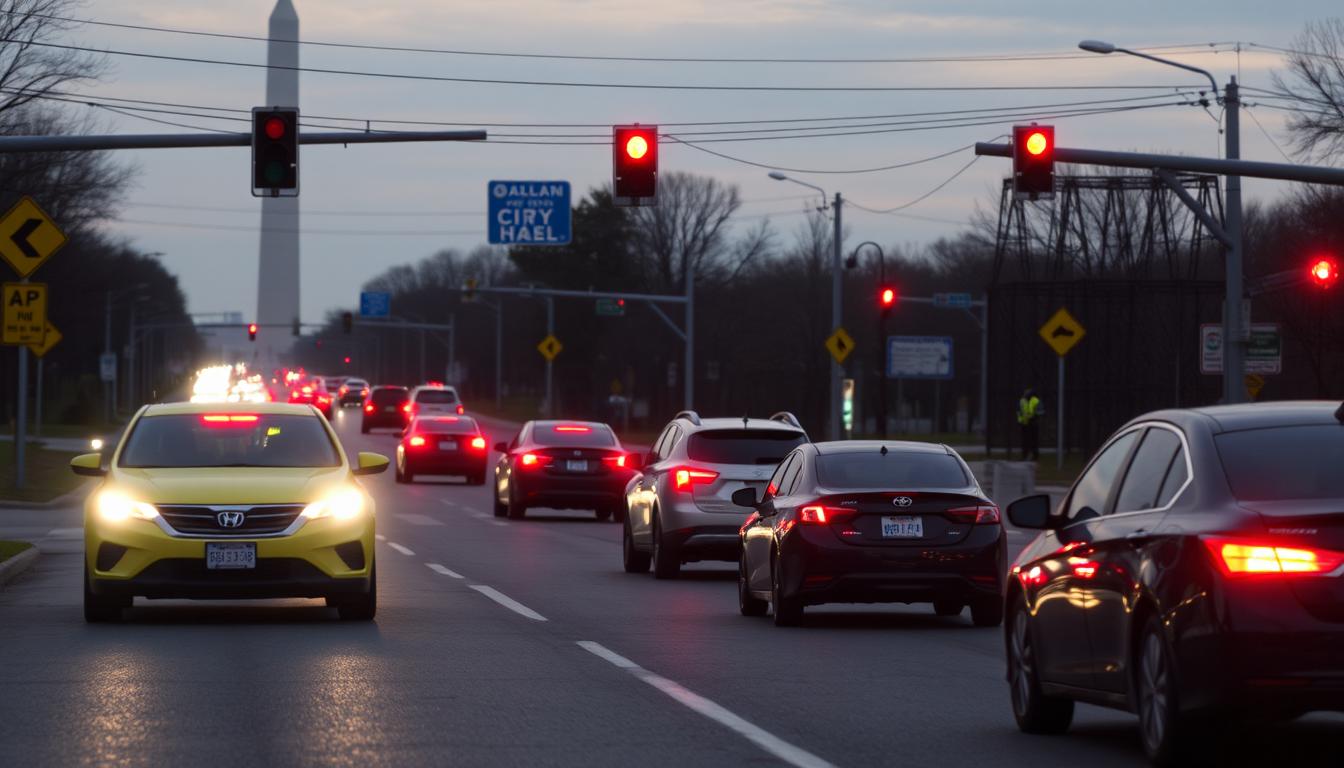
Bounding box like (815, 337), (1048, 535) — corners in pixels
(0, 442), (89, 503)
(0, 540), (34, 563)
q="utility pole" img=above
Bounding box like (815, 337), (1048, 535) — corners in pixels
(544, 298), (554, 417)
(684, 254), (695, 410)
(831, 192), (844, 441)
(103, 291), (112, 423)
(1222, 76), (1245, 404)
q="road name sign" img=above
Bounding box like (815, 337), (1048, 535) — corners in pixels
(537, 334), (563, 361)
(1039, 307), (1086, 357)
(933, 292), (973, 309)
(887, 336), (954, 379)
(488, 181), (572, 246)
(359, 291), (391, 318)
(595, 297), (625, 317)
(0, 197), (66, 278)
(27, 321), (61, 357)
(2, 282), (46, 345)
(1200, 323), (1281, 375)
(825, 327), (855, 364)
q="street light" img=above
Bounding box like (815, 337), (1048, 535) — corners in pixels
(770, 171), (844, 439)
(1079, 38), (1243, 404)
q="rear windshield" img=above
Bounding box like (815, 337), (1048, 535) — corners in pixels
(687, 430), (807, 465)
(532, 424), (616, 447)
(371, 388), (408, 404)
(119, 414), (341, 468)
(345, 379), (368, 388)
(416, 417), (477, 435)
(415, 389), (459, 404)
(1216, 426), (1344, 501)
(816, 451), (970, 489)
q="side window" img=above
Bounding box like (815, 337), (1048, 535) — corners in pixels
(766, 453), (796, 498)
(779, 454), (805, 497)
(1115, 428), (1183, 513)
(1156, 447), (1190, 507)
(1067, 430), (1141, 521)
(649, 426), (674, 462)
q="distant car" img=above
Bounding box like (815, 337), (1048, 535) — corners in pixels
(1003, 401), (1344, 765)
(395, 416), (489, 485)
(338, 378), (370, 407)
(407, 384), (464, 418)
(493, 421), (636, 521)
(288, 379), (333, 419)
(361, 386), (410, 433)
(735, 440), (1004, 627)
(623, 411), (808, 579)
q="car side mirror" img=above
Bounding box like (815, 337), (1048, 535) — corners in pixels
(494, 442), (508, 453)
(1006, 494), (1054, 530)
(70, 453), (106, 477)
(731, 487), (760, 508)
(353, 452), (390, 476)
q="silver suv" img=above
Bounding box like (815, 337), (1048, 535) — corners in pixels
(622, 411), (808, 579)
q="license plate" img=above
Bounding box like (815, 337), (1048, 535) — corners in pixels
(881, 516), (924, 538)
(384, 406), (396, 412)
(206, 542), (256, 570)
(439, 441), (457, 451)
(566, 460), (588, 472)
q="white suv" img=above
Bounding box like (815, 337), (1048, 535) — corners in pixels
(622, 411), (808, 579)
(408, 385), (464, 418)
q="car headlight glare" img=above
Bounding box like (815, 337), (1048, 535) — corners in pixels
(97, 492), (160, 522)
(302, 488), (364, 520)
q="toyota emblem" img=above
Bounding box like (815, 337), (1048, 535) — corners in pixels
(892, 496), (913, 507)
(217, 510), (246, 528)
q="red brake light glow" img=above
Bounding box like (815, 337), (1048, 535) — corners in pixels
(554, 425), (591, 433)
(673, 467), (719, 492)
(201, 414), (259, 425)
(470, 436), (487, 451)
(521, 453), (552, 468)
(364, 404), (374, 413)
(456, 404), (466, 415)
(408, 435), (426, 447)
(403, 403), (414, 414)
(799, 506), (829, 524)
(945, 504), (1001, 525)
(602, 454), (628, 468)
(1205, 538), (1344, 575)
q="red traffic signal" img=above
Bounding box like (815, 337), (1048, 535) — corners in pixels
(252, 107), (299, 195)
(1309, 257), (1339, 289)
(879, 287), (897, 308)
(343, 356), (351, 364)
(613, 125), (658, 204)
(247, 323), (258, 342)
(1012, 124), (1054, 200)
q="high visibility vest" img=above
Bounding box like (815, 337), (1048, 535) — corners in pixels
(1017, 396), (1041, 425)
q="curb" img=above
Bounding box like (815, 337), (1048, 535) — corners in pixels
(0, 545), (39, 589)
(0, 482), (94, 510)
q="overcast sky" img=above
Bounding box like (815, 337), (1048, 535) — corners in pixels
(69, 0), (1335, 321)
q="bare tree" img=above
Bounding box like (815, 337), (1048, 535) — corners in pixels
(1272, 19), (1344, 163)
(630, 172), (741, 291)
(0, 0), (106, 123)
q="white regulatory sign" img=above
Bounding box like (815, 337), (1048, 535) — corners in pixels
(886, 336), (953, 380)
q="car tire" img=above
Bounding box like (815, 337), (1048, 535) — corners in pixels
(83, 563), (127, 623)
(335, 563), (377, 622)
(622, 516), (651, 573)
(507, 486), (526, 520)
(933, 601), (963, 617)
(1137, 614), (1203, 766)
(739, 554), (768, 617)
(1008, 595), (1074, 734)
(394, 463), (406, 483)
(651, 513), (679, 580)
(771, 552), (803, 627)
(971, 597), (1004, 627)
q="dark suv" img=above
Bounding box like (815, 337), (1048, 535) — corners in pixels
(361, 386), (409, 433)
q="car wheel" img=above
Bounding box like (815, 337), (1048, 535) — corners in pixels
(933, 600), (963, 617)
(83, 563), (128, 623)
(1008, 595), (1074, 734)
(651, 513), (679, 580)
(394, 463), (406, 483)
(622, 516), (651, 573)
(1136, 615), (1203, 765)
(402, 466), (414, 484)
(506, 485), (526, 520)
(739, 553), (768, 617)
(335, 563), (377, 622)
(971, 597), (1004, 627)
(771, 552), (803, 627)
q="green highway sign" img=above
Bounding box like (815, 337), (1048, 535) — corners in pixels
(596, 297), (626, 317)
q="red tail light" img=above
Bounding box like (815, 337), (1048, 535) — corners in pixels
(201, 414), (259, 426)
(456, 404), (465, 415)
(470, 436), (486, 451)
(403, 403), (414, 414)
(673, 467), (719, 492)
(1204, 537), (1344, 575)
(408, 435), (426, 447)
(799, 506), (829, 524)
(520, 452), (552, 468)
(555, 425), (591, 433)
(945, 504), (1001, 525)
(364, 404), (374, 413)
(602, 454), (628, 469)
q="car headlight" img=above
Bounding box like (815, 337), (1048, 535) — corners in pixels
(301, 487), (364, 520)
(97, 491), (160, 522)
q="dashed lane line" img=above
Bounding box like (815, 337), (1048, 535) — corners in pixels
(375, 534), (386, 541)
(425, 563), (464, 579)
(576, 641), (837, 768)
(387, 542), (415, 556)
(467, 584), (547, 621)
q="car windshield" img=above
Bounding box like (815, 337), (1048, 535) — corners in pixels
(415, 389), (459, 404)
(416, 417), (477, 435)
(345, 379), (368, 388)
(371, 388), (408, 404)
(816, 452), (970, 489)
(1216, 425), (1344, 501)
(687, 429), (807, 465)
(118, 413), (342, 468)
(532, 424), (616, 447)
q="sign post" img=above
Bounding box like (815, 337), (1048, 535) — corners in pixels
(1038, 307), (1086, 472)
(487, 181), (572, 246)
(28, 322), (61, 439)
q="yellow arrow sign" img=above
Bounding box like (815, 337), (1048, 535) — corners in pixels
(0, 197), (66, 278)
(537, 334), (563, 361)
(1244, 372), (1266, 399)
(3, 282), (47, 345)
(825, 327), (855, 364)
(1038, 307), (1086, 357)
(27, 321), (61, 358)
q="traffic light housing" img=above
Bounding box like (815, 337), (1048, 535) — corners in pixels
(1309, 257), (1339, 289)
(342, 311), (353, 334)
(463, 278), (477, 303)
(252, 107), (298, 196)
(879, 286), (897, 315)
(247, 323), (258, 342)
(613, 125), (658, 206)
(1012, 124), (1054, 200)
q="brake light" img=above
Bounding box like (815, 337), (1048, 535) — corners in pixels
(456, 404), (465, 415)
(673, 467), (719, 492)
(555, 425), (591, 433)
(339, 386), (348, 395)
(799, 506), (829, 524)
(1205, 538), (1344, 575)
(602, 454), (628, 468)
(470, 436), (486, 450)
(302, 386), (312, 394)
(1015, 564), (1048, 587)
(408, 435), (426, 447)
(521, 453), (552, 468)
(403, 403), (414, 414)
(201, 414), (260, 425)
(364, 404), (374, 413)
(946, 504), (1001, 525)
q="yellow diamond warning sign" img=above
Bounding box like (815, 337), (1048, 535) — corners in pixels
(825, 327), (855, 364)
(0, 197), (66, 278)
(537, 334), (563, 361)
(1038, 307), (1086, 357)
(3, 282), (47, 345)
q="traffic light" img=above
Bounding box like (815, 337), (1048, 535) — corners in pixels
(252, 107), (298, 196)
(342, 311), (353, 334)
(613, 124), (658, 205)
(1012, 124), (1054, 200)
(463, 278), (477, 303)
(1309, 257), (1339, 289)
(247, 323), (258, 342)
(343, 356), (351, 365)
(879, 286), (897, 315)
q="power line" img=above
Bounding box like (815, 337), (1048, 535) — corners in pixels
(847, 157), (983, 214)
(106, 217), (484, 237)
(1242, 106), (1294, 162)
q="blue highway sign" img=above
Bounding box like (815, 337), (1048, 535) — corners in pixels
(488, 181), (571, 246)
(360, 291), (391, 318)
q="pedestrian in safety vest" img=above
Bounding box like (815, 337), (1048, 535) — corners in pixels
(1018, 387), (1043, 461)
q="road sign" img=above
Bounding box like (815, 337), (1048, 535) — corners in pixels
(99, 352), (116, 382)
(488, 181), (572, 246)
(27, 321), (61, 357)
(2, 282), (46, 345)
(1039, 307), (1086, 357)
(933, 292), (973, 309)
(1245, 373), (1266, 399)
(825, 327), (855, 364)
(1200, 323), (1281, 375)
(0, 197), (66, 278)
(359, 291), (391, 318)
(537, 334), (563, 361)
(596, 297), (625, 317)
(887, 336), (954, 379)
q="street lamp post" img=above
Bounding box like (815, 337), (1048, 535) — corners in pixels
(769, 172), (844, 439)
(1080, 39), (1244, 404)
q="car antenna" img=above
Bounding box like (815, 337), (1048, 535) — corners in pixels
(880, 445), (888, 456)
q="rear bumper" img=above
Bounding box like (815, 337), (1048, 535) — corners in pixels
(665, 526), (741, 563)
(514, 472), (629, 511)
(406, 454), (488, 475)
(362, 414), (407, 429)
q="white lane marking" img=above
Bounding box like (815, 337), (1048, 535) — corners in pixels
(491, 521), (508, 527)
(398, 513), (445, 526)
(467, 584), (547, 621)
(387, 542), (415, 556)
(471, 512), (492, 520)
(440, 500), (457, 508)
(576, 641), (836, 768)
(426, 563), (464, 579)
(375, 534), (386, 541)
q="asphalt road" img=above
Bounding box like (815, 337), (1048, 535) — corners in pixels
(2, 407), (1341, 767)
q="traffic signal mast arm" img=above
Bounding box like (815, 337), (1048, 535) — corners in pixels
(0, 129), (487, 154)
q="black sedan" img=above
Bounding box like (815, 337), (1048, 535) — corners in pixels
(735, 441), (1004, 627)
(361, 385), (409, 433)
(1004, 401), (1344, 765)
(493, 421), (638, 521)
(395, 416), (489, 485)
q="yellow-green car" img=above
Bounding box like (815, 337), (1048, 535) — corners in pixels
(73, 402), (388, 622)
